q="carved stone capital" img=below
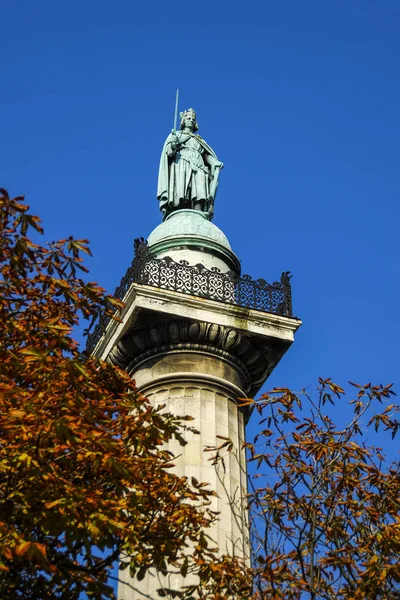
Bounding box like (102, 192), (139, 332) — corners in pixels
(108, 319), (271, 396)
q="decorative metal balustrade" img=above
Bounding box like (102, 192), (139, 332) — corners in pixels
(86, 238), (293, 353)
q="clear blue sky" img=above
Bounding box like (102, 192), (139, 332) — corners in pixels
(2, 3), (399, 438)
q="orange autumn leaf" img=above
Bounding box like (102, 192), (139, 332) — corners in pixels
(15, 542), (31, 557)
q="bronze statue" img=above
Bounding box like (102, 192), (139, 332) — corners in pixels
(157, 108), (223, 220)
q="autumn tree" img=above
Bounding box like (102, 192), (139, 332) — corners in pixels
(243, 379), (400, 599)
(0, 189), (250, 600)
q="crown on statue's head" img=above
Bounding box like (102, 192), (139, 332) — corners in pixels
(180, 108), (199, 131)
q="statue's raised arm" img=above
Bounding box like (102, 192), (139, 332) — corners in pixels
(157, 108), (223, 221)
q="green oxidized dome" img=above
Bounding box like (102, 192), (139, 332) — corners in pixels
(147, 209), (232, 250)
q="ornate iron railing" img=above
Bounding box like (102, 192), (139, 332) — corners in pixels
(86, 238), (293, 353)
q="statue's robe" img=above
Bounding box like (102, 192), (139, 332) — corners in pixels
(157, 132), (218, 214)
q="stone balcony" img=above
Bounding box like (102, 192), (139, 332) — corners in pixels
(86, 238), (295, 355)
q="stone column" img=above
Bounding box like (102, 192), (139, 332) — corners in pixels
(89, 210), (301, 599)
(118, 332), (250, 599)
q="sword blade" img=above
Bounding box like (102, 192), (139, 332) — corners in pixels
(173, 89), (179, 133)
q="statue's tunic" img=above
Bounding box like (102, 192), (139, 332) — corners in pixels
(157, 132), (217, 214)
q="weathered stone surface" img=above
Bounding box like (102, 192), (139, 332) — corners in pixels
(92, 284), (300, 395)
(108, 319), (273, 402)
(118, 377), (249, 599)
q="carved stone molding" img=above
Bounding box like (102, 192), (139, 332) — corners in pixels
(126, 344), (252, 393)
(108, 319), (270, 394)
(86, 239), (294, 354)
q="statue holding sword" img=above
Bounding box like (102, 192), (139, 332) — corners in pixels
(157, 93), (223, 221)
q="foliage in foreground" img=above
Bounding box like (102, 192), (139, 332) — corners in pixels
(0, 189), (250, 599)
(243, 379), (400, 599)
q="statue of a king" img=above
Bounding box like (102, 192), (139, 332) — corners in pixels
(157, 108), (223, 220)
